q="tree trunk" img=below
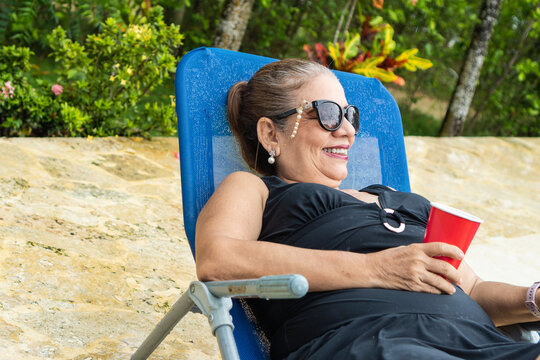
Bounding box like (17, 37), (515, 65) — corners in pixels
(340, 0), (357, 43)
(173, 3), (187, 26)
(439, 0), (503, 137)
(213, 0), (255, 51)
(334, 0), (353, 43)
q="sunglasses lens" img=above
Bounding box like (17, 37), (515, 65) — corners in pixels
(318, 102), (341, 130)
(346, 106), (360, 133)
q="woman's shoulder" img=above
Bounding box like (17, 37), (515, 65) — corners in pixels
(221, 171), (264, 185)
(216, 171), (269, 199)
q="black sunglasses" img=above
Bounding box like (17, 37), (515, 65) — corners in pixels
(273, 100), (360, 134)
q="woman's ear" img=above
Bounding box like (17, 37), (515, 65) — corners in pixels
(257, 117), (281, 155)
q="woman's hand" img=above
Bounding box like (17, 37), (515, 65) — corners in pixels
(366, 242), (464, 295)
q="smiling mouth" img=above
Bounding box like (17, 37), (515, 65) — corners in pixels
(323, 147), (348, 155)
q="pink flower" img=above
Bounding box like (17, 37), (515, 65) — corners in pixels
(2, 81), (14, 99)
(51, 84), (63, 96)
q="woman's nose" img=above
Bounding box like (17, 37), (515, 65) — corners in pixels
(333, 116), (356, 137)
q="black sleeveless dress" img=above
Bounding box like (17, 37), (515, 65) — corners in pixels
(246, 176), (540, 360)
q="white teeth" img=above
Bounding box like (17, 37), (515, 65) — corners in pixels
(323, 148), (348, 155)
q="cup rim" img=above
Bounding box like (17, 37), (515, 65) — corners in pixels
(430, 202), (483, 223)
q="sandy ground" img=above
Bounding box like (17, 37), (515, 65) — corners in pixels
(0, 136), (538, 359)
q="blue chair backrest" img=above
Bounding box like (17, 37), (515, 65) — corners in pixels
(175, 47), (410, 359)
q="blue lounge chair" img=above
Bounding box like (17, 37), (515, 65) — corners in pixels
(131, 46), (408, 360)
(131, 47), (538, 360)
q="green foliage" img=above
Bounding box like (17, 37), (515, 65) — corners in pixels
(349, 0), (539, 136)
(0, 0), (153, 53)
(360, 0), (482, 98)
(304, 22), (432, 85)
(59, 103), (91, 135)
(1, 0), (538, 137)
(0, 45), (57, 136)
(162, 0), (346, 58)
(167, 0), (224, 51)
(463, 0), (539, 136)
(243, 1), (349, 58)
(399, 104), (441, 136)
(0, 6), (183, 137)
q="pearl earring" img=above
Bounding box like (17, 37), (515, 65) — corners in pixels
(268, 150), (276, 164)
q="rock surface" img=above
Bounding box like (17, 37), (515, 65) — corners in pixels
(0, 136), (538, 359)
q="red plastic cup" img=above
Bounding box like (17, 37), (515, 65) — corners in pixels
(423, 202), (483, 269)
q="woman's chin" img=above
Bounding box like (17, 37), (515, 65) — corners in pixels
(333, 167), (349, 181)
(323, 170), (348, 188)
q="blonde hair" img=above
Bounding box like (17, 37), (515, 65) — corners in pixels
(227, 59), (334, 176)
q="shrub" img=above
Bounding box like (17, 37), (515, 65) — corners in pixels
(0, 45), (59, 136)
(0, 6), (183, 138)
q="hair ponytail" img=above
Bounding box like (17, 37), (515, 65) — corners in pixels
(227, 81), (247, 138)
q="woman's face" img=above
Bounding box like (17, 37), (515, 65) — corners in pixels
(275, 74), (356, 189)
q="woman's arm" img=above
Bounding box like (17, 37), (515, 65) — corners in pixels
(195, 172), (370, 291)
(195, 172), (464, 294)
(458, 261), (539, 326)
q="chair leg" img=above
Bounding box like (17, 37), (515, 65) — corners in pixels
(132, 281), (240, 360)
(215, 324), (240, 360)
(131, 290), (195, 360)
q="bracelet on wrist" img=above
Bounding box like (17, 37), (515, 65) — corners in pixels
(525, 281), (540, 318)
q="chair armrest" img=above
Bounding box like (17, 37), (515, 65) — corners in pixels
(189, 275), (308, 360)
(204, 274), (309, 299)
(498, 321), (540, 343)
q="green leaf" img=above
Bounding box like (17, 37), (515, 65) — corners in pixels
(370, 16), (384, 26)
(395, 48), (419, 61)
(342, 33), (360, 61)
(327, 42), (342, 66)
(381, 25), (396, 55)
(405, 55), (433, 71)
(66, 69), (78, 79)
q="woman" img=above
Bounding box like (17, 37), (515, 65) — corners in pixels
(195, 59), (540, 359)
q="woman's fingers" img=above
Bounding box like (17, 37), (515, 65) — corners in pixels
(412, 243), (463, 291)
(423, 242), (465, 261)
(420, 268), (458, 295)
(405, 250), (458, 295)
(422, 242), (464, 287)
(368, 243), (463, 295)
(425, 255), (462, 286)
